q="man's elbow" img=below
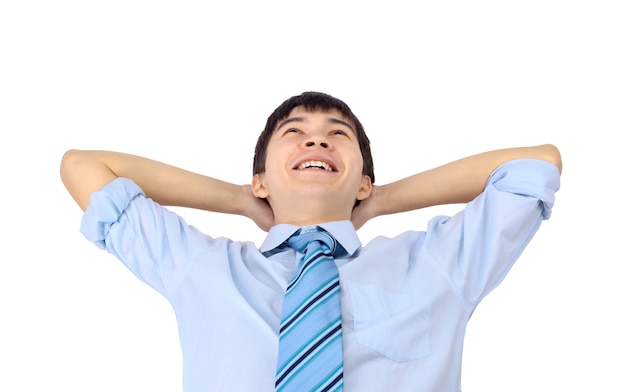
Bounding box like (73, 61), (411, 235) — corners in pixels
(541, 144), (562, 173)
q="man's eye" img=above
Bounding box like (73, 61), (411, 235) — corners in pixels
(285, 128), (300, 134)
(333, 130), (347, 136)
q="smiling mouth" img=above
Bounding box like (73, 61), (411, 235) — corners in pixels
(297, 160), (334, 171)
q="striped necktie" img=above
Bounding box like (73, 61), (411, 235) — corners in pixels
(275, 227), (344, 392)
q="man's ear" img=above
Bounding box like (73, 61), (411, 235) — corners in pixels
(251, 174), (269, 198)
(356, 175), (373, 201)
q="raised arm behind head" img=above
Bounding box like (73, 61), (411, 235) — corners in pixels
(59, 149), (275, 230)
(351, 144), (562, 229)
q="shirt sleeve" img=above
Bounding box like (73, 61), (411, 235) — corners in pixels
(422, 158), (560, 310)
(80, 177), (213, 295)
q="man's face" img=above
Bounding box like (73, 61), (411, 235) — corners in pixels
(252, 106), (371, 220)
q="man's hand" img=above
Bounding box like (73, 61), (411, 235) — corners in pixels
(351, 185), (380, 230)
(242, 185), (275, 231)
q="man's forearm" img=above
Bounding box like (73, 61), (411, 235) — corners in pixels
(60, 149), (247, 215)
(376, 144), (562, 216)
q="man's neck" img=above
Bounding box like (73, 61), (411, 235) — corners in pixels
(272, 205), (352, 227)
(273, 214), (350, 227)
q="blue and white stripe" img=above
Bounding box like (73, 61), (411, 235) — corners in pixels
(275, 228), (344, 392)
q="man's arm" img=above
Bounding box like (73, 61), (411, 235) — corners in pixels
(352, 144), (562, 229)
(60, 149), (274, 230)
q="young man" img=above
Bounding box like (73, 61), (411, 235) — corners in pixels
(61, 91), (562, 391)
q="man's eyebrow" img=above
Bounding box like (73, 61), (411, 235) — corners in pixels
(275, 116), (355, 133)
(327, 117), (355, 133)
(275, 117), (305, 132)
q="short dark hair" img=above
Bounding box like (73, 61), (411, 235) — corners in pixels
(253, 91), (375, 184)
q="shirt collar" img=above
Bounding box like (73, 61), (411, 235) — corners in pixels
(260, 220), (361, 257)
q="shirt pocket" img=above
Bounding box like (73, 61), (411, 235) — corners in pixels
(348, 283), (431, 362)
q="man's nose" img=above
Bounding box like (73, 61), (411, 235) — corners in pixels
(304, 134), (329, 149)
(305, 140), (329, 148)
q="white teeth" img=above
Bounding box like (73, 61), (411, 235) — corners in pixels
(298, 160), (332, 171)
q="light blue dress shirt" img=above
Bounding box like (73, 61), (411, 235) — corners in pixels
(80, 158), (560, 392)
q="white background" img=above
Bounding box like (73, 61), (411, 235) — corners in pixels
(1, 1), (624, 391)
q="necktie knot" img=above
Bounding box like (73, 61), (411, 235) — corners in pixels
(287, 227), (337, 256)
